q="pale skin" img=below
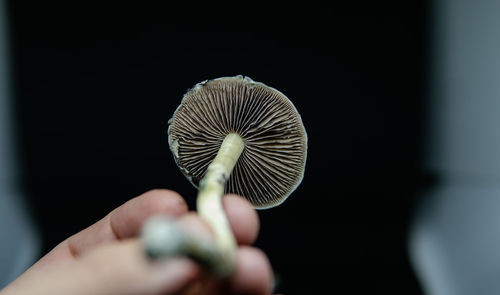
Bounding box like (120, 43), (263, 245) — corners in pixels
(0, 189), (274, 295)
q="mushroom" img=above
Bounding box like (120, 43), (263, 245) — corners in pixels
(141, 75), (307, 276)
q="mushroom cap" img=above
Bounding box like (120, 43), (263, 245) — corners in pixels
(168, 76), (307, 209)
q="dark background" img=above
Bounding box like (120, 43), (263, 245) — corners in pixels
(7, 1), (429, 293)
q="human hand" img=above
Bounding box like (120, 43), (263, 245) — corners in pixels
(0, 189), (273, 295)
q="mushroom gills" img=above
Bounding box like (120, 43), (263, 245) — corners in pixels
(168, 76), (307, 209)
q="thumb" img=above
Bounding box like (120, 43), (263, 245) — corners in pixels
(79, 239), (198, 294)
(4, 239), (199, 295)
(77, 239), (199, 295)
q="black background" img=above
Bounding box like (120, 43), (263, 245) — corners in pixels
(7, 1), (429, 293)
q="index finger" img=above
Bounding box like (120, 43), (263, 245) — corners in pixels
(69, 189), (188, 256)
(35, 189), (188, 269)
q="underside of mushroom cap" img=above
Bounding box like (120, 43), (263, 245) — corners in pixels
(168, 75), (307, 209)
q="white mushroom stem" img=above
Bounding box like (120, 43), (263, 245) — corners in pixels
(141, 133), (244, 277)
(197, 132), (245, 276)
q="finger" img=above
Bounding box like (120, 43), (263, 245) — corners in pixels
(227, 246), (274, 295)
(177, 246), (273, 295)
(68, 189), (188, 256)
(223, 194), (260, 245)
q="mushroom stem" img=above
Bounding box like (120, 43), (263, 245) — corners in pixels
(141, 133), (244, 276)
(197, 132), (245, 276)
